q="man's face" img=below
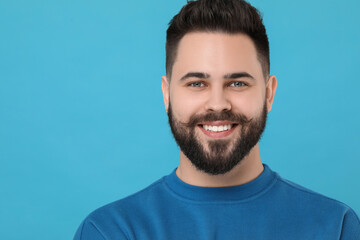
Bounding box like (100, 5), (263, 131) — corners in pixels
(162, 32), (276, 175)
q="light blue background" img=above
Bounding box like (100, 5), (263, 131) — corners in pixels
(1, 0), (359, 239)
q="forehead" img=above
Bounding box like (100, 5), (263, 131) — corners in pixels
(172, 32), (263, 81)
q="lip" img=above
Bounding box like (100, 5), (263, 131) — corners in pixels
(198, 122), (238, 139)
(199, 121), (236, 126)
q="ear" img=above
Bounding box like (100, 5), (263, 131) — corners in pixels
(161, 75), (170, 113)
(265, 75), (277, 112)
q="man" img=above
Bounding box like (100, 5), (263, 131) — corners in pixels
(74, 0), (360, 239)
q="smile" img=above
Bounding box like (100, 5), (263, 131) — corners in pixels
(198, 122), (238, 138)
(202, 124), (233, 132)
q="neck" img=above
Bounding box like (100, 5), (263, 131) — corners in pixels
(176, 144), (263, 187)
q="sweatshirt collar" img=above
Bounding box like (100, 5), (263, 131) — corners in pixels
(164, 164), (277, 202)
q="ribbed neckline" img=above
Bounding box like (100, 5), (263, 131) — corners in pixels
(164, 164), (277, 202)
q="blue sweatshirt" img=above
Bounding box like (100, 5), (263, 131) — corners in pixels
(74, 165), (360, 239)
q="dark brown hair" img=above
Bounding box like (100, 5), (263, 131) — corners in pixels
(166, 0), (269, 79)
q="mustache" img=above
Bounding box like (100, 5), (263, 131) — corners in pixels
(184, 111), (252, 128)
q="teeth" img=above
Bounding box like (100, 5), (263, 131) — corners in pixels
(203, 124), (232, 132)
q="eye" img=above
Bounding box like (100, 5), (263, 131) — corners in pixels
(229, 81), (246, 87)
(188, 81), (205, 88)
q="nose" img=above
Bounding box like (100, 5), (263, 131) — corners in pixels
(204, 87), (231, 112)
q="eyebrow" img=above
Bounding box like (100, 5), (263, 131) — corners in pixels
(224, 72), (255, 80)
(180, 72), (210, 81)
(179, 71), (255, 81)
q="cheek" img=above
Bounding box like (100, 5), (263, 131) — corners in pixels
(229, 90), (265, 117)
(170, 89), (205, 122)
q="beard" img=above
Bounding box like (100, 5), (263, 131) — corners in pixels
(167, 102), (267, 175)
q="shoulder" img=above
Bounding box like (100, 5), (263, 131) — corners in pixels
(274, 173), (360, 223)
(276, 175), (353, 210)
(74, 177), (168, 240)
(265, 173), (360, 238)
(90, 176), (167, 222)
(95, 177), (166, 212)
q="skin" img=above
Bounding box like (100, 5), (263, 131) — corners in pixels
(161, 32), (277, 187)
